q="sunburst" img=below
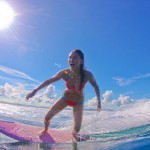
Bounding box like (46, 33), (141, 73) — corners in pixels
(0, 1), (16, 30)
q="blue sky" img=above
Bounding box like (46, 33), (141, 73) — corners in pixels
(0, 0), (150, 105)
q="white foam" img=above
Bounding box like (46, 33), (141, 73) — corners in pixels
(81, 100), (150, 134)
(0, 99), (150, 135)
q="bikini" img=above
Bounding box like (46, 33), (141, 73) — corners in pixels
(62, 71), (85, 107)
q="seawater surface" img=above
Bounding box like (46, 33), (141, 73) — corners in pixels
(0, 100), (150, 150)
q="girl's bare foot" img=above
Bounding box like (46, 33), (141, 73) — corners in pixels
(72, 132), (80, 142)
(38, 130), (48, 137)
(72, 132), (91, 142)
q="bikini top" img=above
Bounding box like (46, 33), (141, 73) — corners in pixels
(64, 70), (85, 92)
(65, 80), (85, 92)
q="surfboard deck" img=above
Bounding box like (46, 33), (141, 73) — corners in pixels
(0, 120), (96, 143)
(0, 120), (72, 143)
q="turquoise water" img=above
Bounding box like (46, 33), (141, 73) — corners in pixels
(0, 101), (150, 150)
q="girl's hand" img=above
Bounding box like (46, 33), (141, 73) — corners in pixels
(25, 90), (37, 101)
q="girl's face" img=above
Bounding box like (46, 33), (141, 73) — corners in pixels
(68, 52), (83, 70)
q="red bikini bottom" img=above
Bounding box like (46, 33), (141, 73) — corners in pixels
(62, 96), (84, 107)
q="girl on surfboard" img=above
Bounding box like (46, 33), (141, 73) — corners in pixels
(25, 49), (101, 142)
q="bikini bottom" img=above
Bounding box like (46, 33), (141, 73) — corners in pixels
(62, 96), (84, 107)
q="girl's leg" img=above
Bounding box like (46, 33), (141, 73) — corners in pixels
(39, 98), (68, 136)
(72, 104), (84, 141)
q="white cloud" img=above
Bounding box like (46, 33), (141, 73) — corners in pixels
(112, 94), (133, 106)
(0, 75), (28, 85)
(54, 63), (61, 68)
(43, 84), (57, 99)
(0, 65), (39, 83)
(112, 73), (150, 86)
(30, 84), (57, 104)
(85, 90), (134, 109)
(0, 83), (26, 99)
(0, 66), (57, 104)
(0, 86), (5, 96)
(0, 82), (57, 105)
(85, 96), (97, 109)
(102, 90), (113, 104)
(112, 77), (133, 86)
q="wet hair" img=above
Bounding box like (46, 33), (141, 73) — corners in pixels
(71, 49), (85, 90)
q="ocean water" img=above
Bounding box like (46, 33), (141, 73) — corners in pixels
(0, 100), (150, 150)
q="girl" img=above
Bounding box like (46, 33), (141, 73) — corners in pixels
(25, 49), (101, 141)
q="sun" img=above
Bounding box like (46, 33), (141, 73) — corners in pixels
(0, 1), (16, 30)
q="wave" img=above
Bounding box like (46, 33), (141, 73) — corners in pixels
(0, 99), (150, 134)
(0, 99), (150, 150)
(81, 100), (150, 134)
(91, 124), (150, 139)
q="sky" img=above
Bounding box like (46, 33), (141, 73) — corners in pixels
(0, 0), (150, 108)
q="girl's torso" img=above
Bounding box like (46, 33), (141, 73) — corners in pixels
(62, 69), (88, 101)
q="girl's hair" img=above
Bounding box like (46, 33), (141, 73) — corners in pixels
(72, 49), (85, 90)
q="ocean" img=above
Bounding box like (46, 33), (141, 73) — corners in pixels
(0, 100), (150, 150)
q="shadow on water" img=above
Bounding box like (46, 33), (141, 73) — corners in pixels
(0, 141), (116, 150)
(0, 141), (86, 150)
(1, 137), (150, 150)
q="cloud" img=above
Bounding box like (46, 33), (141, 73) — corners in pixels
(85, 90), (134, 109)
(32, 84), (57, 104)
(112, 77), (133, 86)
(42, 84), (57, 99)
(112, 73), (150, 86)
(0, 86), (5, 96)
(0, 83), (57, 105)
(0, 83), (27, 99)
(0, 66), (57, 104)
(102, 90), (133, 107)
(102, 90), (113, 104)
(85, 96), (97, 109)
(54, 63), (61, 68)
(0, 82), (135, 109)
(112, 94), (133, 106)
(0, 75), (28, 85)
(0, 65), (40, 83)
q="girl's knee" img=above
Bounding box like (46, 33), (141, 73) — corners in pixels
(45, 113), (53, 121)
(45, 115), (49, 121)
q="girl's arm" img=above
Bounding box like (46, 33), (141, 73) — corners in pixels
(87, 71), (101, 112)
(25, 70), (64, 100)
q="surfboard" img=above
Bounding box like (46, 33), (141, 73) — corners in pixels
(0, 120), (95, 143)
(0, 120), (72, 143)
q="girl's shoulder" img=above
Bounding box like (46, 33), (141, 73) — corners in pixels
(59, 68), (70, 80)
(84, 69), (93, 76)
(63, 68), (70, 74)
(53, 68), (69, 78)
(84, 70), (95, 81)
(56, 68), (69, 74)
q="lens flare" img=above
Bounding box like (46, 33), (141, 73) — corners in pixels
(0, 1), (16, 30)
